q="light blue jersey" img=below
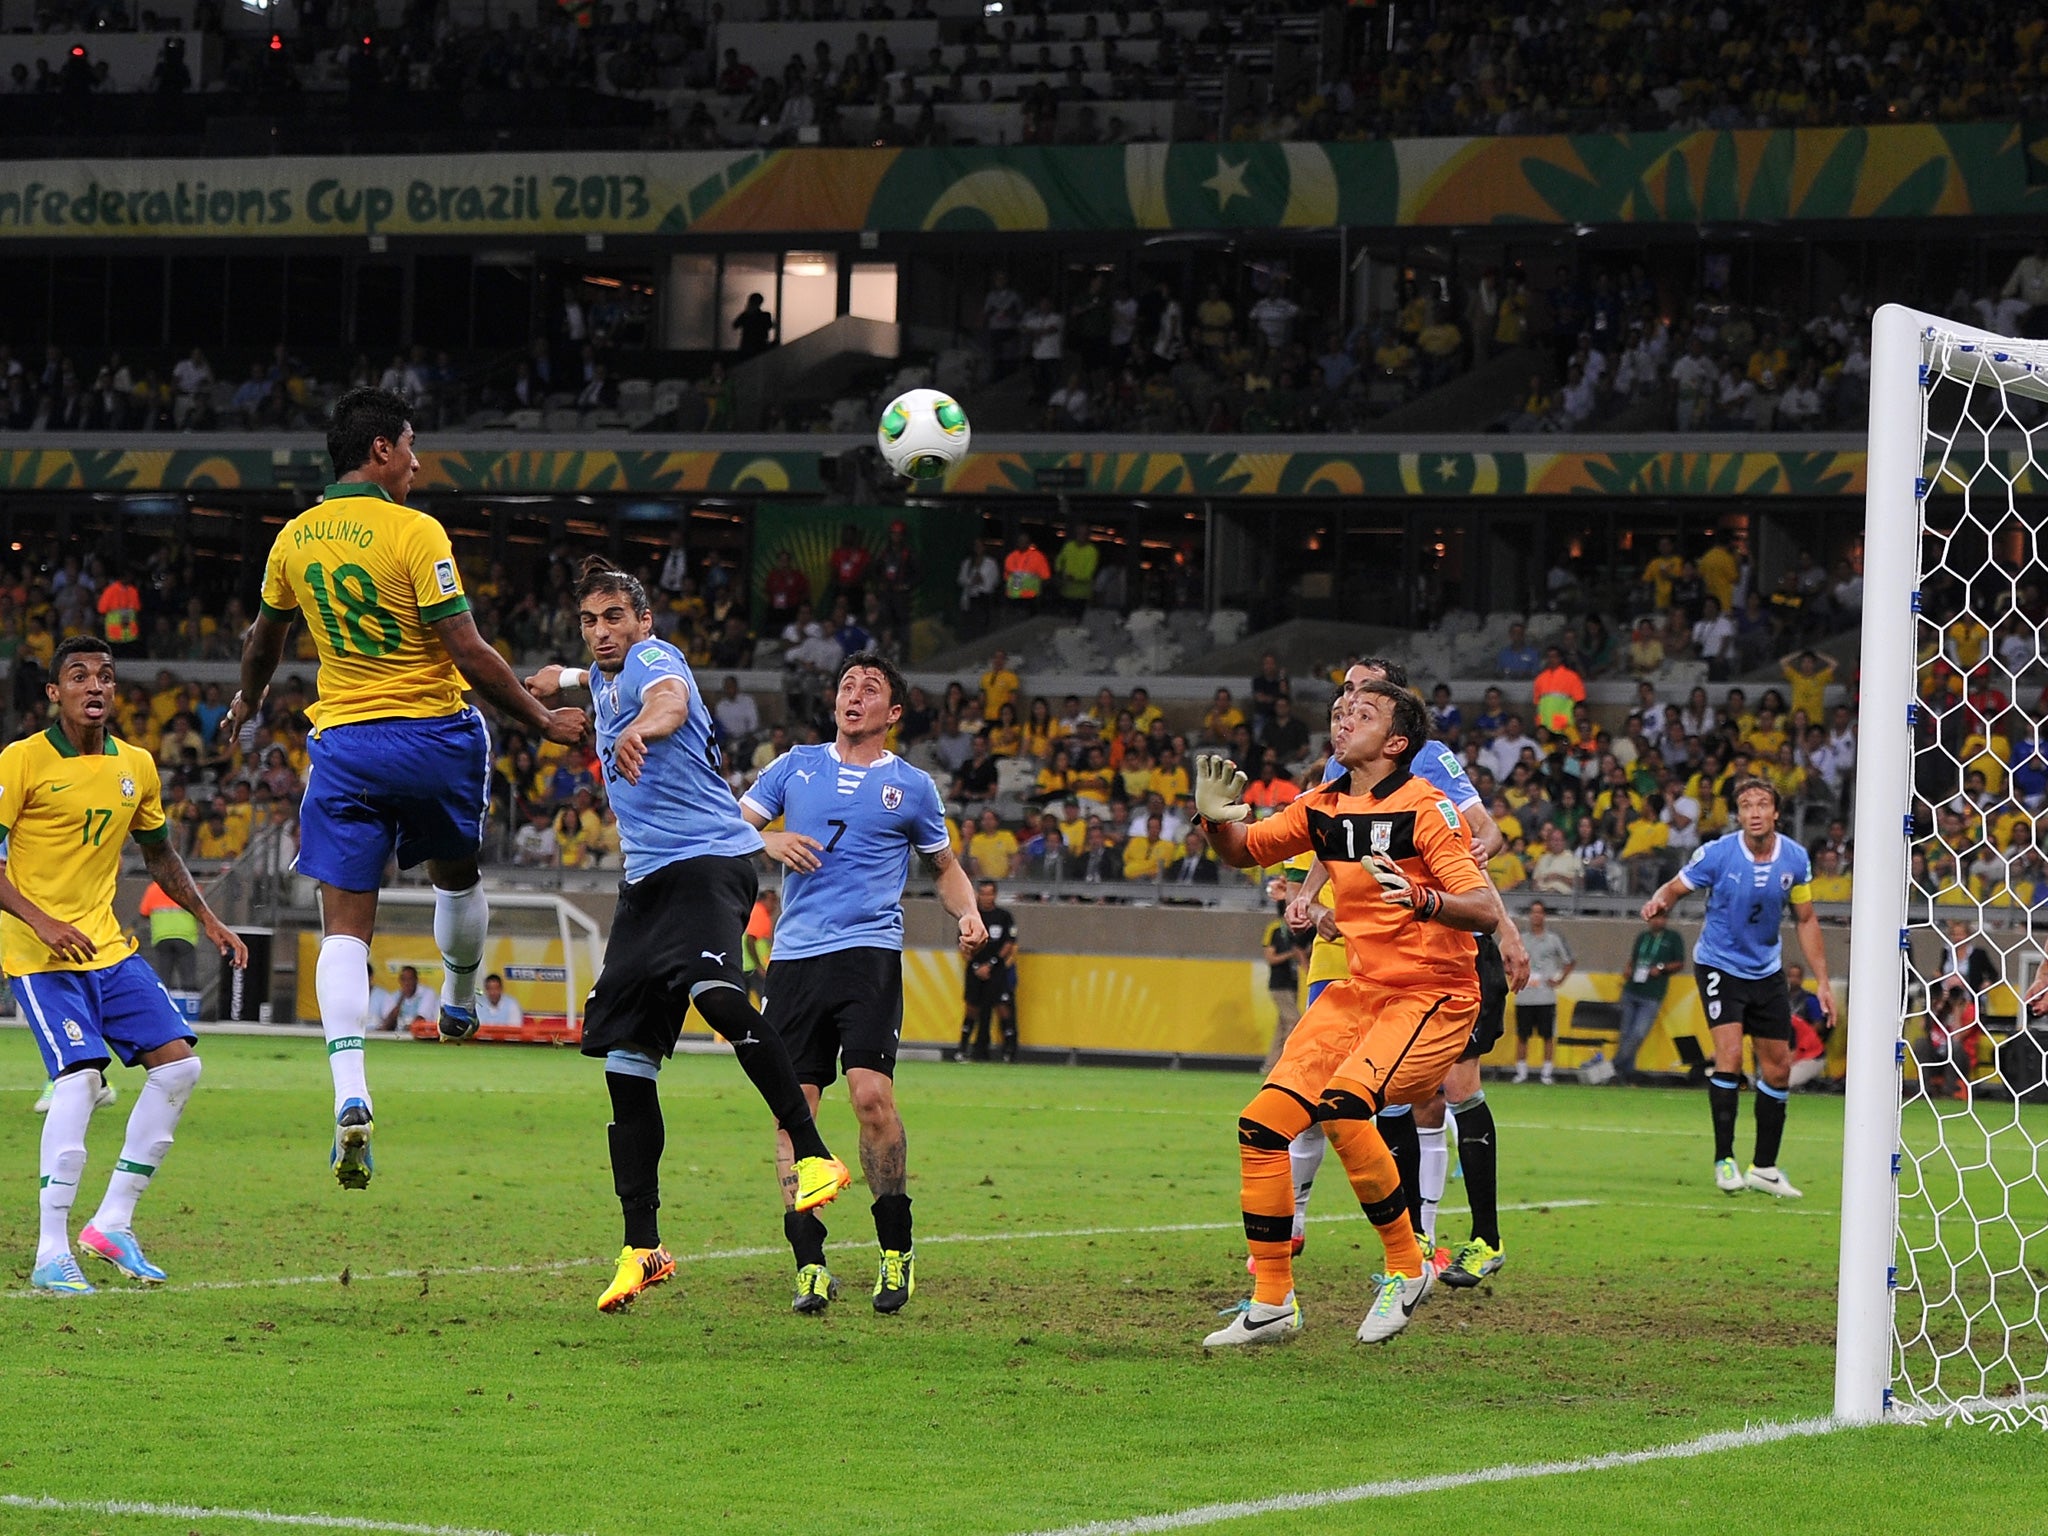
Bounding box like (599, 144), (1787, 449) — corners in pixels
(741, 744), (949, 961)
(1678, 830), (1813, 979)
(593, 638), (762, 881)
(1325, 738), (1480, 811)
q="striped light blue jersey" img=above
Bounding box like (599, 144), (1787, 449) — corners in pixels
(741, 745), (950, 960)
(593, 638), (762, 881)
(1677, 831), (1814, 979)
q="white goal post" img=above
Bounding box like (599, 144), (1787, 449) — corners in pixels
(1837, 304), (2048, 1426)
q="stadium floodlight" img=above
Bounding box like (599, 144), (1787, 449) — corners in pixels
(1837, 304), (2048, 1429)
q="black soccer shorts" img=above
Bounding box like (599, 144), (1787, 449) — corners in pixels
(1694, 963), (1794, 1042)
(762, 946), (905, 1086)
(1462, 931), (1507, 1063)
(580, 854), (755, 1062)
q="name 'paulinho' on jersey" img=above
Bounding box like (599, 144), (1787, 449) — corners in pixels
(1324, 738), (1481, 813)
(741, 744), (949, 961)
(1678, 829), (1813, 979)
(593, 638), (761, 881)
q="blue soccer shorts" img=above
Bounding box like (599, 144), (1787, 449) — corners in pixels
(298, 708), (492, 891)
(12, 953), (195, 1076)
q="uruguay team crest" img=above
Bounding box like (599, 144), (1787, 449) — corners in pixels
(1369, 820), (1392, 855)
(881, 784), (903, 810)
(1779, 871), (1794, 890)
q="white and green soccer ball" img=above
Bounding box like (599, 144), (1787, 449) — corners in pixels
(877, 388), (971, 481)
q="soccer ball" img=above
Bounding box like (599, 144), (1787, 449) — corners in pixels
(877, 388), (971, 481)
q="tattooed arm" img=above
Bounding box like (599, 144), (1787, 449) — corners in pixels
(140, 837), (249, 969)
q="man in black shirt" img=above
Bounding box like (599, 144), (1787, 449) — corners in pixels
(958, 882), (1019, 1062)
(952, 732), (1000, 806)
(1259, 695), (1310, 763)
(733, 293), (776, 357)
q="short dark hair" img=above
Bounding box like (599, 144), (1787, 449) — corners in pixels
(327, 386), (411, 477)
(836, 649), (907, 708)
(1730, 774), (1780, 810)
(575, 554), (649, 616)
(1354, 678), (1429, 769)
(1355, 655), (1410, 689)
(51, 635), (113, 673)
(485, 973), (503, 985)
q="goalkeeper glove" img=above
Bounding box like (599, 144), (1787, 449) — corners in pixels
(1193, 755), (1250, 825)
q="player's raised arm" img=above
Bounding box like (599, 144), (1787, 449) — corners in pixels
(1194, 755), (1271, 867)
(607, 673), (688, 786)
(223, 582), (293, 745)
(434, 609), (585, 746)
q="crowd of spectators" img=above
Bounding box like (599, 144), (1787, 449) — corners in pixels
(25, 0), (2048, 153)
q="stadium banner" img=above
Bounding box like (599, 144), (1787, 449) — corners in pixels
(747, 504), (978, 630)
(0, 124), (2038, 241)
(890, 949), (1817, 1075)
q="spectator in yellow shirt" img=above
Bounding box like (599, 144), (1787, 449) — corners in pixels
(192, 806), (241, 864)
(1054, 799), (1089, 854)
(981, 650), (1020, 722)
(1126, 686), (1163, 735)
(968, 808), (1019, 880)
(1808, 847), (1852, 903)
(554, 806), (593, 868)
(1780, 647), (1837, 724)
(1745, 708), (1788, 758)
(1698, 534), (1739, 613)
(988, 702), (1024, 758)
(1035, 748), (1074, 801)
(1625, 617), (1665, 676)
(1122, 813), (1171, 881)
(1642, 535), (1686, 610)
(1021, 697), (1058, 760)
(1764, 744), (1807, 801)
(1487, 837), (1530, 890)
(1150, 745), (1191, 804)
(1203, 687), (1245, 744)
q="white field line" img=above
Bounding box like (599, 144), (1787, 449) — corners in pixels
(0, 1202), (1598, 1300)
(0, 1494), (582, 1536)
(1017, 1417), (1846, 1536)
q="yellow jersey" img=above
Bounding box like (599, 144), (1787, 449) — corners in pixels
(0, 727), (168, 977)
(1281, 853), (1352, 986)
(259, 483), (472, 732)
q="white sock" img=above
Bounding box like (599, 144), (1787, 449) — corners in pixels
(91, 1056), (201, 1234)
(1289, 1124), (1327, 1239)
(317, 935), (373, 1115)
(1417, 1122), (1449, 1243)
(433, 883), (489, 1011)
(38, 1070), (100, 1265)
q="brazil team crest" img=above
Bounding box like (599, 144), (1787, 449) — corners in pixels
(881, 784), (903, 810)
(119, 775), (135, 798)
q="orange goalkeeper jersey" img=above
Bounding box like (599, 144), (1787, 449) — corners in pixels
(1242, 766), (1484, 992)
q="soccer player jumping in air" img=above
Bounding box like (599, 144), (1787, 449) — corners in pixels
(1197, 682), (1506, 1346)
(5, 638), (247, 1293)
(231, 387), (587, 1189)
(1284, 658), (1528, 1288)
(741, 651), (987, 1315)
(526, 560), (851, 1315)
(1641, 776), (1833, 1198)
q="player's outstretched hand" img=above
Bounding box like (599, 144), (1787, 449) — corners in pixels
(203, 914), (249, 969)
(1193, 755), (1250, 824)
(32, 917), (96, 965)
(1639, 889), (1672, 922)
(610, 724), (648, 783)
(1312, 905), (1341, 942)
(761, 829), (824, 872)
(524, 665), (566, 701)
(957, 907), (988, 956)
(542, 706), (588, 747)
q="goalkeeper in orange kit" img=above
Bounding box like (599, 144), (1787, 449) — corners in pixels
(1193, 681), (1503, 1346)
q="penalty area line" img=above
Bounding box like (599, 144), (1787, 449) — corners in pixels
(1017, 1416), (1846, 1536)
(0, 1202), (1600, 1300)
(0, 1493), (584, 1536)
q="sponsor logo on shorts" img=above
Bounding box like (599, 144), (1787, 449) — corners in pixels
(881, 784), (903, 810)
(434, 559), (458, 595)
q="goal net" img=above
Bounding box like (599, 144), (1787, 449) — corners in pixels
(1839, 306), (2048, 1428)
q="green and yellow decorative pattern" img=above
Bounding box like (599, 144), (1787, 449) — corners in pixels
(0, 125), (2041, 240)
(12, 444), (2044, 498)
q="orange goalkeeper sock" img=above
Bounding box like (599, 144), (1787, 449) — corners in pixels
(1326, 1103), (1424, 1280)
(1239, 1085), (1312, 1305)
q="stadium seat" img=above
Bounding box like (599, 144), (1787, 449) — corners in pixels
(508, 409), (544, 432)
(543, 408), (583, 432)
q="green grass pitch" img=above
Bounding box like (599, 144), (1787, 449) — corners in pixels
(0, 1035), (2039, 1536)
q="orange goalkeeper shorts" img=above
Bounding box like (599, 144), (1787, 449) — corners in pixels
(1266, 976), (1480, 1111)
